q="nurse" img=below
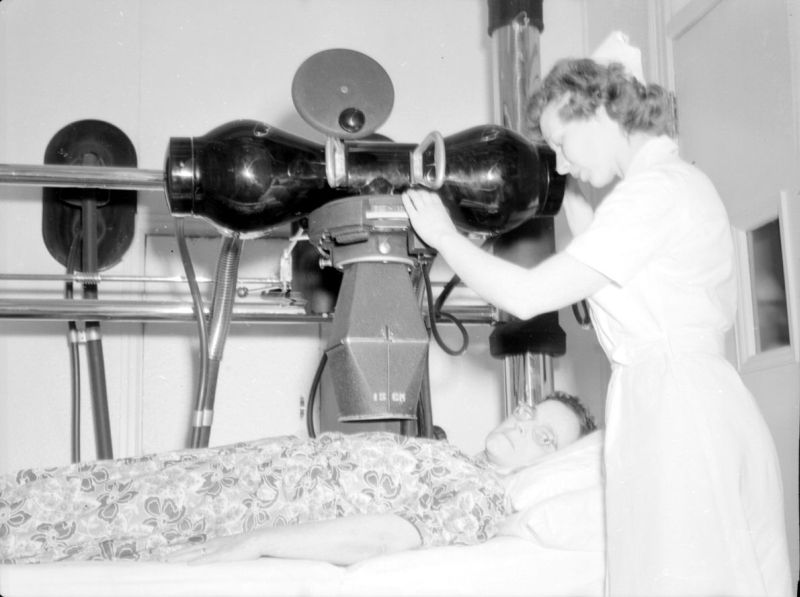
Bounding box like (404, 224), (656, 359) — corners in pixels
(402, 44), (792, 595)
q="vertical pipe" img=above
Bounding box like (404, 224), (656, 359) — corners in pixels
(487, 1), (556, 413)
(191, 234), (243, 448)
(79, 151), (113, 460)
(488, 0), (543, 132)
(85, 324), (113, 459)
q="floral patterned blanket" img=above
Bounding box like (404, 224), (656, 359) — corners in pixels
(0, 432), (509, 564)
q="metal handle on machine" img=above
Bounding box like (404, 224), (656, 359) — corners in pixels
(325, 137), (347, 188)
(410, 131), (446, 189)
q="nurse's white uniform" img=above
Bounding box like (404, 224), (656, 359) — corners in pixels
(565, 136), (792, 596)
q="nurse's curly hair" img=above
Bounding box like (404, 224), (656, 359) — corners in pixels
(527, 58), (677, 139)
(543, 391), (597, 437)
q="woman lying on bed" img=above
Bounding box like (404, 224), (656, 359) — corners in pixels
(0, 391), (596, 566)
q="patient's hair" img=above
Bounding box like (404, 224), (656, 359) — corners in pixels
(543, 391), (597, 437)
(527, 58), (676, 139)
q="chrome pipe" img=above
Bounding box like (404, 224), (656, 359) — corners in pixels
(0, 272), (285, 285)
(0, 163), (165, 191)
(489, 1), (553, 410)
(0, 299), (313, 322)
(0, 272), (464, 289)
(0, 298), (494, 324)
(490, 10), (541, 132)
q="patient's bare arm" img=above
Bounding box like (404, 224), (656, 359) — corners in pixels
(168, 513), (422, 566)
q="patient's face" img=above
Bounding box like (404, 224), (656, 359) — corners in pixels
(484, 399), (582, 470)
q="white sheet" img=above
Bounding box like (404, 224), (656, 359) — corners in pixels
(0, 537), (605, 597)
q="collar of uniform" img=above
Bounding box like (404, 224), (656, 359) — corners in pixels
(623, 135), (678, 179)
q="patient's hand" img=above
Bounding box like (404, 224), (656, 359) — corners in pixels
(166, 514), (421, 566)
(167, 532), (260, 564)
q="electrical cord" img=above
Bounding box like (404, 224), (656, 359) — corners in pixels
(434, 273), (460, 314)
(422, 262), (469, 356)
(571, 299), (592, 329)
(66, 233), (82, 464)
(305, 352), (328, 439)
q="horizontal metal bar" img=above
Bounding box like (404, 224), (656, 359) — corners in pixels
(0, 298), (316, 323)
(0, 272), (285, 286)
(0, 298), (496, 325)
(0, 273), (467, 293)
(0, 163), (165, 191)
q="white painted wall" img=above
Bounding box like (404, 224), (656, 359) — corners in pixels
(0, 0), (607, 473)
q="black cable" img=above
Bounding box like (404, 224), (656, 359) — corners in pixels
(305, 352), (328, 439)
(81, 196), (113, 460)
(422, 262), (469, 356)
(66, 233), (83, 464)
(425, 238), (496, 355)
(572, 299), (592, 329)
(434, 273), (460, 314)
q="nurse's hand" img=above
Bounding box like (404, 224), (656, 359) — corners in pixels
(401, 189), (459, 249)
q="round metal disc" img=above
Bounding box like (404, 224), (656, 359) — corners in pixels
(292, 48), (394, 139)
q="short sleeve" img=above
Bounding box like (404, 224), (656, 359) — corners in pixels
(565, 171), (683, 286)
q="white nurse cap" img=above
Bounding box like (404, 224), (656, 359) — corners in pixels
(591, 31), (646, 84)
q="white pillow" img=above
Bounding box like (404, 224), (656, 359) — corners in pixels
(502, 430), (604, 509)
(498, 430), (605, 551)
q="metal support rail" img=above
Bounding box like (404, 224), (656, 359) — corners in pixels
(0, 298), (495, 324)
(0, 298), (314, 322)
(0, 163), (165, 191)
(0, 272), (286, 286)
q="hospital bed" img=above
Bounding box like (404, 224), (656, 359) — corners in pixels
(0, 432), (606, 597)
(0, 540), (604, 597)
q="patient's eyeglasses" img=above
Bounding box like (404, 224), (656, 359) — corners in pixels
(512, 402), (558, 451)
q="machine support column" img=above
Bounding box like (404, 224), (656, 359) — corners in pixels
(488, 0), (562, 412)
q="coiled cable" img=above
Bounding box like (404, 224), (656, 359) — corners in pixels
(422, 262), (469, 356)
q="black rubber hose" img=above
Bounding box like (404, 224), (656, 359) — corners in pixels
(305, 352), (328, 439)
(66, 233), (82, 464)
(81, 197), (112, 460)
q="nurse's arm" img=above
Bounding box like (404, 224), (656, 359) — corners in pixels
(435, 233), (609, 321)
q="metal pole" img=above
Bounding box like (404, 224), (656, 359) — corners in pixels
(0, 299), (310, 322)
(0, 298), (494, 324)
(0, 163), (164, 191)
(488, 0), (556, 410)
(0, 273), (290, 286)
